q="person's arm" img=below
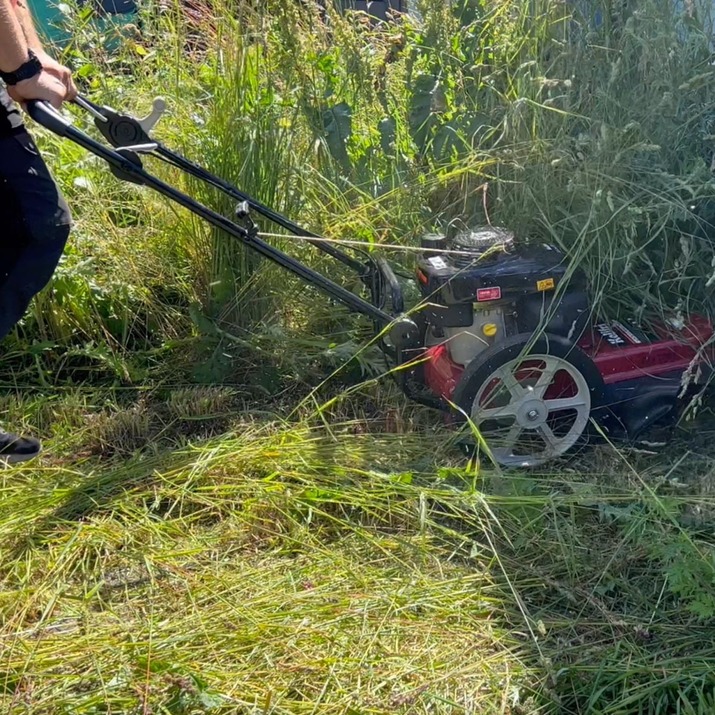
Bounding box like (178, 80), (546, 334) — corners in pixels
(0, 0), (30, 72)
(13, 0), (76, 99)
(14, 0), (43, 50)
(0, 0), (67, 108)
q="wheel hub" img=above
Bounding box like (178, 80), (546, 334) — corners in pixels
(516, 398), (548, 429)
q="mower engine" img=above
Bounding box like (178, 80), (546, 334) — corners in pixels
(414, 228), (714, 467)
(416, 228), (590, 363)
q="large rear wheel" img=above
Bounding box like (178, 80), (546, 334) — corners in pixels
(452, 333), (606, 468)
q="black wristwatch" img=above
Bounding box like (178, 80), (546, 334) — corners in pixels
(0, 50), (43, 87)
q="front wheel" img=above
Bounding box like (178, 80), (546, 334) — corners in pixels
(452, 333), (606, 468)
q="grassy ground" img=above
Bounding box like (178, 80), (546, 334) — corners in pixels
(3, 384), (715, 714)
(3, 0), (715, 712)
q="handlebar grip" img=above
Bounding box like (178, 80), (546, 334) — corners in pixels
(25, 100), (72, 137)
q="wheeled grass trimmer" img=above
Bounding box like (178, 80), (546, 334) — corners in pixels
(28, 98), (715, 468)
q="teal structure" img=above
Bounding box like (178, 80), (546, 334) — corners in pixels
(28, 0), (137, 49)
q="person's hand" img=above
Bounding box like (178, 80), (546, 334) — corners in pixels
(7, 70), (68, 109)
(33, 51), (77, 101)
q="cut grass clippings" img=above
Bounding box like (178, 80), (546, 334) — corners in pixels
(0, 404), (528, 715)
(1, 391), (715, 713)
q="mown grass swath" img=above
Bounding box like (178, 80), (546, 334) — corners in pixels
(2, 0), (715, 712)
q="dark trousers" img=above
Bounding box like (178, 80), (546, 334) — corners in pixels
(0, 128), (71, 340)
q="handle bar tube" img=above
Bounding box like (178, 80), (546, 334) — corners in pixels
(28, 101), (395, 327)
(155, 145), (370, 274)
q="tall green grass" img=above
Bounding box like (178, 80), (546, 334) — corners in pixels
(27, 0), (715, 361)
(4, 1), (715, 712)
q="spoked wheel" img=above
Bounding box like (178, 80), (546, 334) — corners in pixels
(452, 333), (606, 468)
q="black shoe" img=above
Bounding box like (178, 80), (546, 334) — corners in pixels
(0, 430), (41, 464)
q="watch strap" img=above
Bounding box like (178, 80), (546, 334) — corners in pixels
(0, 50), (43, 86)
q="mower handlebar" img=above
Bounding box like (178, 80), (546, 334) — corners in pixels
(24, 96), (419, 345)
(26, 100), (72, 137)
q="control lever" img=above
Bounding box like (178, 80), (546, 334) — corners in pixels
(119, 142), (159, 154)
(73, 95), (107, 123)
(137, 97), (166, 135)
(74, 94), (167, 149)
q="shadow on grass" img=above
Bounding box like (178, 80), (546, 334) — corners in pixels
(6, 398), (455, 554)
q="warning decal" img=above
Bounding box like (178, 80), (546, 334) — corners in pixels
(537, 278), (555, 292)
